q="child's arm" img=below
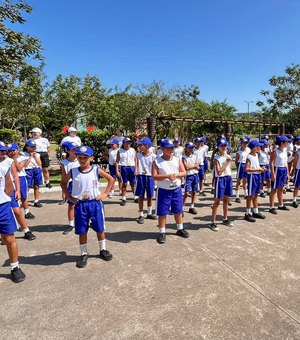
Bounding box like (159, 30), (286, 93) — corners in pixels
(13, 157), (26, 172)
(134, 154), (138, 176)
(115, 151), (120, 178)
(293, 153), (299, 171)
(235, 152), (240, 167)
(10, 163), (21, 199)
(269, 151), (276, 181)
(214, 157), (231, 176)
(5, 171), (14, 196)
(97, 168), (114, 201)
(183, 158), (198, 170)
(60, 171), (77, 203)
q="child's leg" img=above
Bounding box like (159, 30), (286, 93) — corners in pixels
(12, 207), (30, 232)
(158, 215), (167, 233)
(212, 199), (220, 222)
(236, 179), (241, 198)
(97, 231), (106, 250)
(130, 182), (135, 195)
(146, 197), (154, 216)
(269, 188), (277, 207)
(79, 233), (88, 254)
(223, 196), (229, 220)
(242, 178), (248, 196)
(191, 190), (196, 206)
(246, 196), (252, 212)
(253, 195), (258, 209)
(183, 192), (188, 206)
(293, 187), (299, 200)
(138, 196), (144, 213)
(68, 205), (75, 224)
(277, 187), (284, 206)
(2, 234), (18, 263)
(33, 185), (40, 201)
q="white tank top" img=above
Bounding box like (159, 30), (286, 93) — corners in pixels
(287, 143), (294, 162)
(182, 154), (198, 175)
(70, 166), (100, 200)
(214, 154), (232, 177)
(193, 147), (204, 165)
(246, 153), (261, 174)
(24, 152), (41, 169)
(259, 150), (269, 165)
(274, 149), (288, 167)
(118, 148), (136, 166)
(174, 146), (184, 158)
(0, 158), (14, 184)
(60, 159), (80, 174)
(109, 149), (119, 165)
(296, 151), (300, 170)
(137, 152), (156, 176)
(0, 166), (11, 204)
(16, 154), (28, 177)
(155, 156), (181, 190)
(237, 147), (250, 164)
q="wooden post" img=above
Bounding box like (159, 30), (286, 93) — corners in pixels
(147, 116), (157, 146)
(279, 122), (285, 135)
(224, 122), (232, 145)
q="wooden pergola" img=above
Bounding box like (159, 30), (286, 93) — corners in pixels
(147, 116), (285, 145)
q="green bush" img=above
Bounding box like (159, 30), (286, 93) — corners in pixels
(0, 129), (23, 143)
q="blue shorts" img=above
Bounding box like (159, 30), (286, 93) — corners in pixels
(215, 176), (233, 200)
(294, 169), (300, 188)
(198, 165), (205, 182)
(0, 202), (17, 235)
(10, 191), (19, 209)
(74, 200), (106, 235)
(120, 166), (136, 184)
(260, 164), (271, 181)
(247, 173), (261, 196)
(236, 163), (247, 179)
(109, 164), (118, 179)
(135, 175), (154, 198)
(26, 168), (43, 187)
(67, 181), (74, 206)
(156, 186), (183, 216)
(19, 176), (28, 199)
(271, 167), (287, 189)
(185, 174), (199, 193)
(204, 157), (210, 172)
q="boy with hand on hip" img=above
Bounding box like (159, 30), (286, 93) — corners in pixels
(152, 139), (189, 244)
(61, 146), (114, 268)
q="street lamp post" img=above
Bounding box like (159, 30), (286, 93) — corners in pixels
(244, 100), (254, 114)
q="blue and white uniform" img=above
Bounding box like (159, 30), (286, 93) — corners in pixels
(135, 152), (156, 198)
(272, 149), (288, 189)
(61, 158), (80, 205)
(16, 154), (29, 199)
(174, 146), (184, 159)
(293, 151), (300, 188)
(118, 147), (136, 184)
(0, 166), (17, 234)
(70, 165), (105, 235)
(108, 148), (119, 179)
(24, 152), (43, 187)
(182, 154), (199, 193)
(1, 157), (19, 208)
(194, 147), (205, 182)
(202, 145), (210, 172)
(214, 153), (233, 199)
(155, 156), (183, 216)
(236, 147), (250, 179)
(246, 153), (261, 196)
(259, 150), (271, 181)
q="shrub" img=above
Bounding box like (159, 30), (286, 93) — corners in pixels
(0, 129), (23, 143)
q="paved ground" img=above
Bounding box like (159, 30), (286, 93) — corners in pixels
(1, 183), (300, 340)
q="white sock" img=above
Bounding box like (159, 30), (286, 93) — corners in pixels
(191, 204), (194, 208)
(23, 228), (29, 233)
(147, 207), (152, 215)
(159, 227), (166, 233)
(246, 208), (251, 214)
(110, 190), (114, 196)
(99, 239), (106, 251)
(139, 211), (144, 217)
(293, 197), (297, 202)
(122, 196), (126, 200)
(244, 190), (248, 197)
(45, 180), (49, 184)
(270, 206), (275, 209)
(176, 223), (183, 230)
(69, 220), (74, 227)
(253, 208), (259, 214)
(34, 199), (39, 203)
(134, 196), (139, 200)
(236, 191), (240, 198)
(24, 209), (29, 214)
(80, 243), (88, 255)
(10, 261), (19, 270)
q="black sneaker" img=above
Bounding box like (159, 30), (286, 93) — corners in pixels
(136, 216), (144, 224)
(244, 214), (256, 222)
(33, 201), (43, 208)
(228, 201), (232, 206)
(286, 188), (293, 193)
(199, 191), (206, 197)
(278, 205), (289, 211)
(120, 199), (126, 206)
(146, 214), (157, 220)
(223, 219), (234, 227)
(269, 207), (278, 215)
(45, 182), (53, 189)
(157, 233), (166, 244)
(260, 192), (266, 198)
(210, 189), (215, 195)
(176, 229), (190, 238)
(252, 212), (266, 219)
(283, 188), (286, 194)
(99, 249), (113, 261)
(24, 212), (35, 219)
(292, 201), (299, 208)
(134, 198), (139, 203)
(76, 254), (88, 268)
(188, 207), (197, 215)
(24, 231), (36, 240)
(1, 238), (4, 245)
(63, 225), (73, 235)
(235, 198), (241, 203)
(11, 267), (26, 283)
(58, 199), (67, 205)
(209, 222), (219, 231)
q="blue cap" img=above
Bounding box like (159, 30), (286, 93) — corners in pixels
(259, 139), (270, 146)
(0, 141), (8, 151)
(174, 137), (181, 142)
(201, 137), (207, 143)
(262, 135), (269, 140)
(217, 138), (229, 147)
(160, 139), (175, 148)
(241, 137), (249, 143)
(248, 140), (263, 149)
(7, 143), (19, 151)
(185, 142), (194, 148)
(194, 137), (202, 143)
(137, 137), (152, 147)
(62, 142), (78, 151)
(75, 146), (94, 156)
(25, 140), (37, 147)
(276, 135), (291, 144)
(244, 136), (251, 142)
(123, 137), (132, 143)
(294, 135), (300, 142)
(108, 138), (120, 145)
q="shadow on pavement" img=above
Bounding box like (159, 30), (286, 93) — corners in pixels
(106, 231), (158, 243)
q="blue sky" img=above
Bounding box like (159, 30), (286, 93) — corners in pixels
(18, 0), (300, 112)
